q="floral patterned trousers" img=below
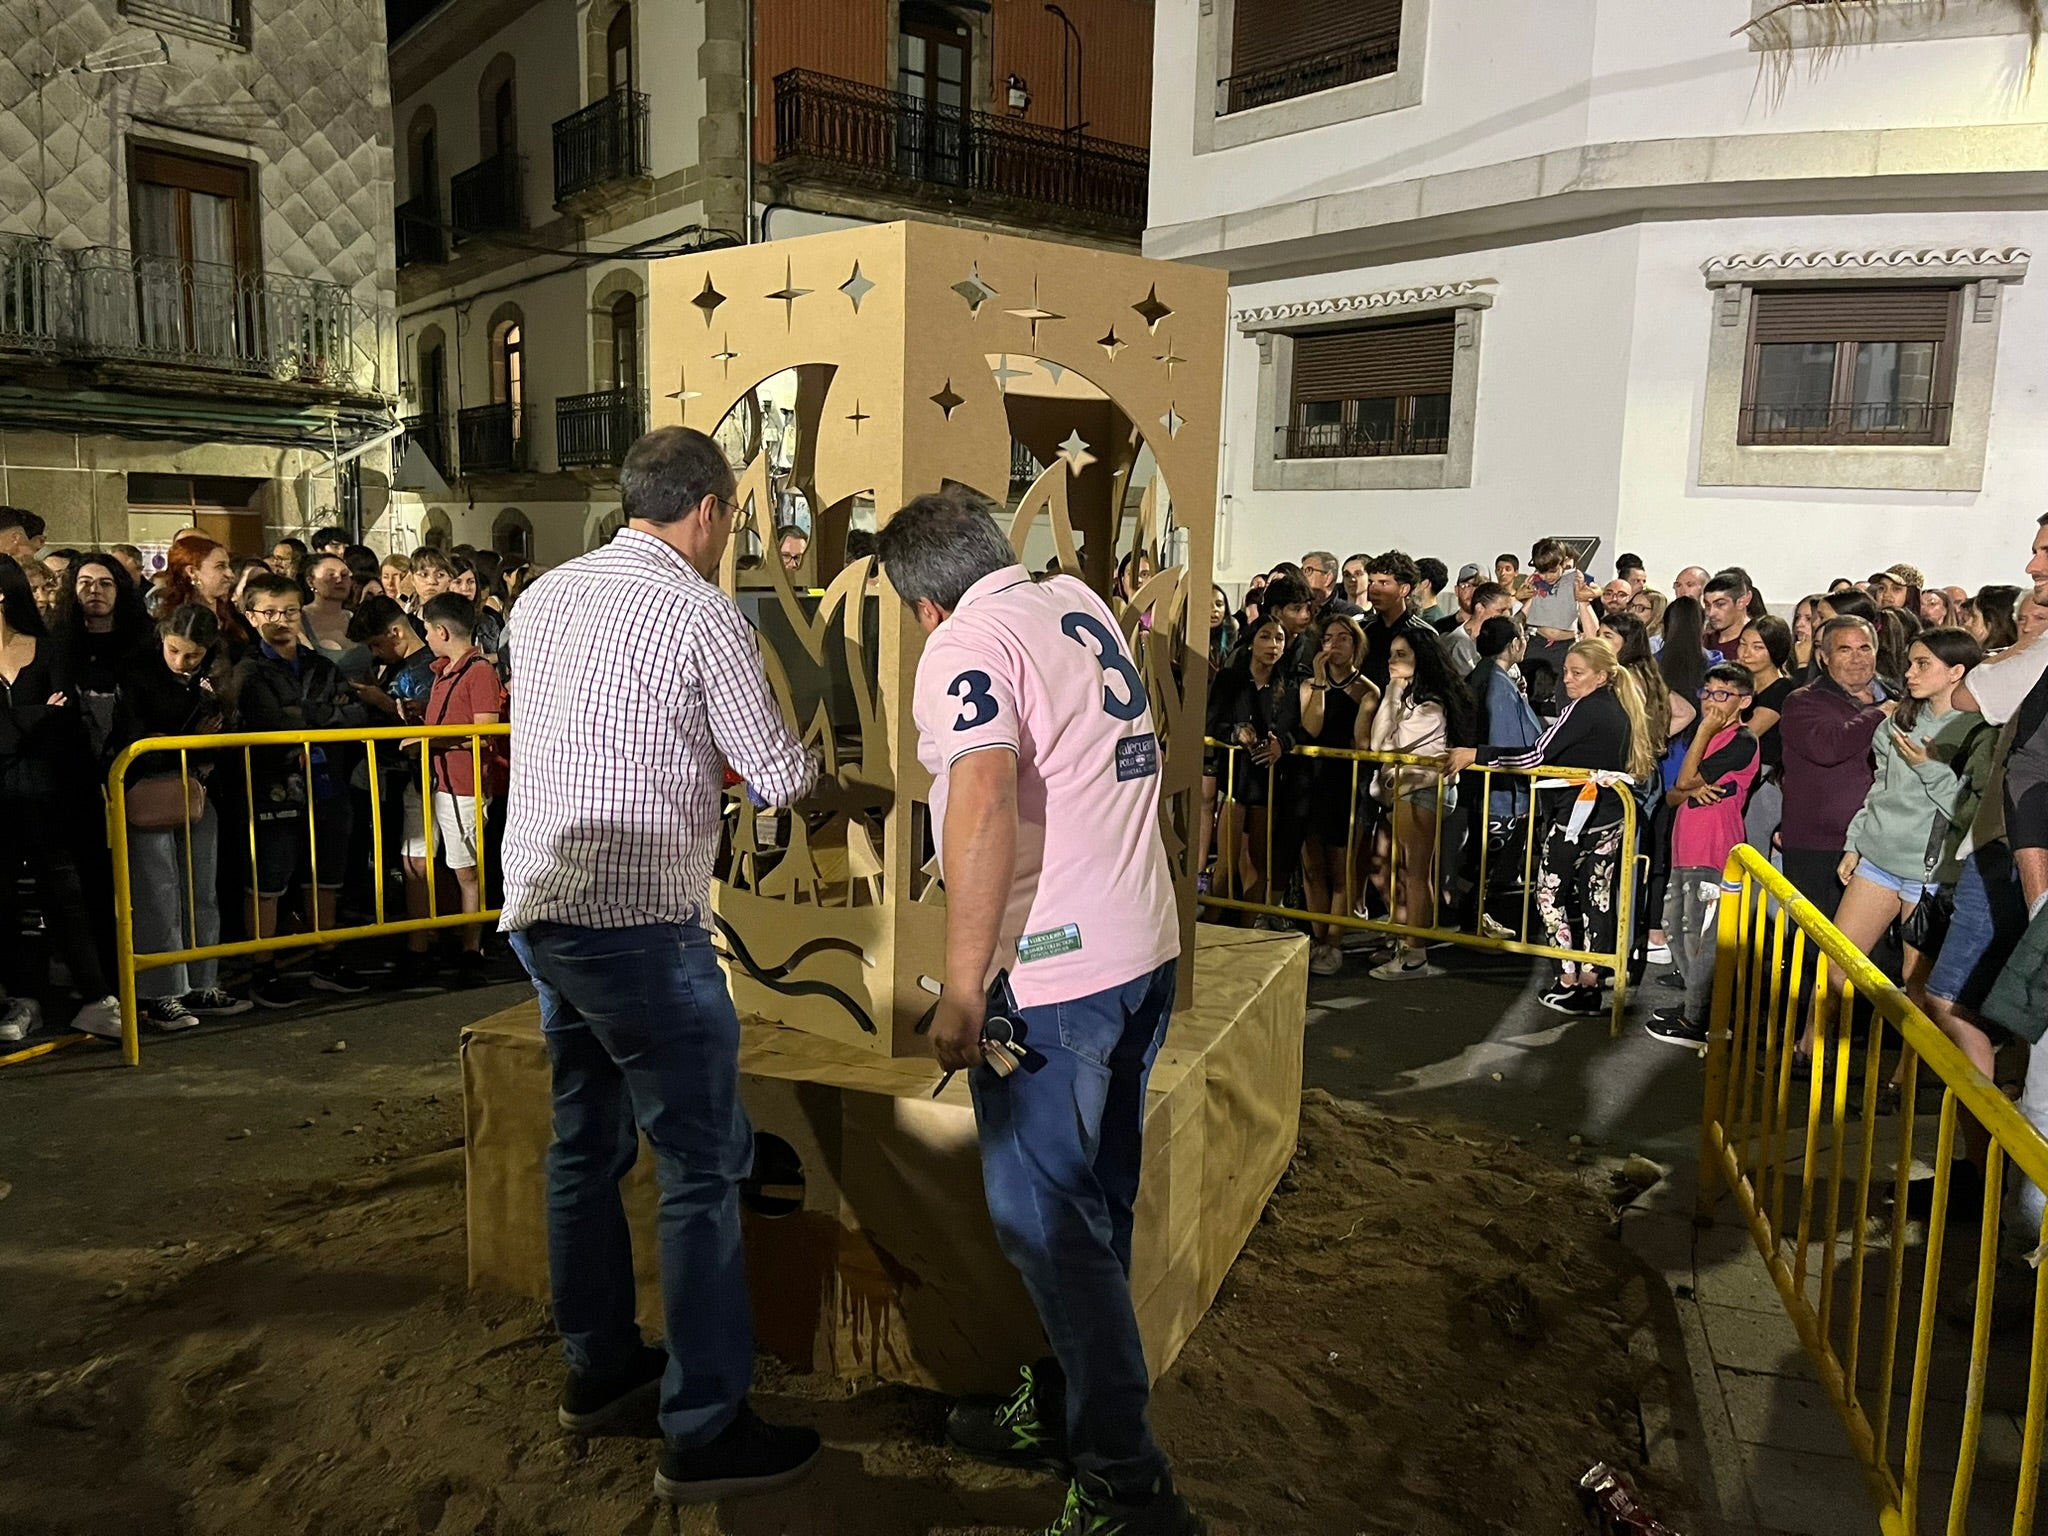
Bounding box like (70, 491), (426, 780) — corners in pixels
(1535, 818), (1624, 971)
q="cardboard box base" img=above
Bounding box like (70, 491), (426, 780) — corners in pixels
(461, 924), (1307, 1395)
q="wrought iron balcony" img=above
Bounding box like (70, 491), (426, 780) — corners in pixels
(553, 90), (651, 206)
(396, 194), (446, 267)
(401, 411), (451, 480)
(1221, 35), (1401, 116)
(1283, 420), (1448, 459)
(457, 402), (521, 475)
(772, 69), (1147, 236)
(0, 233), (67, 352)
(1738, 401), (1953, 446)
(556, 388), (644, 469)
(450, 150), (524, 243)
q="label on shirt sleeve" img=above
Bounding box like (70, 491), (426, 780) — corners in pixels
(1114, 733), (1159, 782)
(1017, 923), (1083, 964)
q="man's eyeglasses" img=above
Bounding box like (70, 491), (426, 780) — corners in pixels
(1700, 687), (1747, 704)
(249, 607), (301, 622)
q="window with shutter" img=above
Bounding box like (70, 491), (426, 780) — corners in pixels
(1224, 0), (1404, 114)
(1285, 315), (1453, 458)
(1740, 287), (1959, 445)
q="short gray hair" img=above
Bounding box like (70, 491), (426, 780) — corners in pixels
(876, 485), (1017, 610)
(1303, 549), (1337, 573)
(1819, 614), (1877, 652)
(620, 426), (733, 526)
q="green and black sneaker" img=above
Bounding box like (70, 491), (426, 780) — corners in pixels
(945, 1358), (1069, 1471)
(1044, 1472), (1206, 1536)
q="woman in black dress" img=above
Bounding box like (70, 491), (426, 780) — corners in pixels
(1296, 613), (1379, 975)
(1205, 615), (1298, 914)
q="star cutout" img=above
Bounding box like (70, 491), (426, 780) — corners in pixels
(1040, 359), (1066, 385)
(765, 258), (811, 327)
(692, 273), (726, 327)
(711, 334), (740, 377)
(1004, 279), (1063, 343)
(1155, 340), (1187, 378)
(846, 399), (871, 433)
(1132, 284), (1173, 333)
(1159, 404), (1185, 438)
(989, 354), (1029, 392)
(839, 261), (875, 313)
(665, 365), (702, 405)
(1054, 429), (1096, 474)
(930, 378), (965, 419)
(1097, 327), (1126, 360)
(952, 263), (998, 316)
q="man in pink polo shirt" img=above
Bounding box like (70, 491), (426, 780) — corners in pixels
(879, 486), (1200, 1536)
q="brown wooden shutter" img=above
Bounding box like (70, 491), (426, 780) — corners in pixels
(1291, 315), (1454, 403)
(1750, 287), (1956, 344)
(1232, 0), (1403, 77)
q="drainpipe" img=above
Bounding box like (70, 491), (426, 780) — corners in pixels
(743, 0), (756, 242)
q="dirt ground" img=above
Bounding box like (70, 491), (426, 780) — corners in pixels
(0, 1026), (1680, 1536)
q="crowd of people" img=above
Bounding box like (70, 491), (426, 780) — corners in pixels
(0, 505), (521, 1042)
(1198, 531), (2048, 1076)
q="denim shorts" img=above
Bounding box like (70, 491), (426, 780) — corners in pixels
(1926, 844), (2029, 1012)
(1852, 856), (1929, 905)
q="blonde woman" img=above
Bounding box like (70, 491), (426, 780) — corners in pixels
(1446, 638), (1656, 1016)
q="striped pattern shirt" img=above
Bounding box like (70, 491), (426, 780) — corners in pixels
(498, 528), (817, 933)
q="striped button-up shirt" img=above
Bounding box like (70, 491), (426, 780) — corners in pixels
(499, 528), (817, 933)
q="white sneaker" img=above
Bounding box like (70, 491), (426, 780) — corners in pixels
(0, 997), (35, 1043)
(1308, 943), (1344, 977)
(1371, 951), (1443, 981)
(1646, 942), (1672, 965)
(69, 996), (124, 1040)
(144, 996), (199, 1033)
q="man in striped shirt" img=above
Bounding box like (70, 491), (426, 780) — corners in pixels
(500, 426), (821, 1505)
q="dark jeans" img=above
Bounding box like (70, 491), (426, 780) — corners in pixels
(971, 959), (1177, 1494)
(508, 920), (755, 1448)
(0, 798), (109, 1000)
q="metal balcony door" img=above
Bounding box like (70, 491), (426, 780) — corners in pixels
(896, 11), (968, 187)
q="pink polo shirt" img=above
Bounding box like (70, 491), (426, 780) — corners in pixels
(912, 566), (1180, 1007)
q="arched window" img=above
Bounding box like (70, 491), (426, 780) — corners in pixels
(422, 508), (452, 549)
(492, 507), (533, 562)
(609, 292), (638, 394)
(478, 55), (517, 158)
(491, 316), (524, 436)
(407, 107), (439, 205)
(607, 5), (633, 94)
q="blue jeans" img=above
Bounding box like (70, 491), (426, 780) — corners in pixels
(508, 921), (755, 1447)
(971, 959), (1177, 1493)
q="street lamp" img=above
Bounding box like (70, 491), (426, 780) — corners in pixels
(1044, 3), (1083, 134)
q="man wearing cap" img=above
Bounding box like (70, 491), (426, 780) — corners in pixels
(878, 485), (1204, 1536)
(1436, 561), (1483, 635)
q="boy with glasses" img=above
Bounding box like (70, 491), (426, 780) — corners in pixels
(1645, 663), (1760, 1048)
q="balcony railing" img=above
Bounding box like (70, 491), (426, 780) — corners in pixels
(401, 411), (451, 480)
(772, 69), (1147, 235)
(556, 388), (644, 469)
(553, 90), (651, 206)
(396, 194), (446, 268)
(450, 151), (524, 243)
(1283, 421), (1448, 459)
(457, 402), (521, 475)
(0, 233), (67, 352)
(1221, 35), (1401, 115)
(1738, 401), (1952, 446)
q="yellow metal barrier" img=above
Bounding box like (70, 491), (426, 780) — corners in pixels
(1197, 738), (1639, 1032)
(1699, 843), (2048, 1534)
(47, 723), (512, 1069)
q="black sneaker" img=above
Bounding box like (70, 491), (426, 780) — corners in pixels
(1642, 1012), (1710, 1048)
(450, 950), (489, 990)
(558, 1344), (666, 1433)
(384, 951), (444, 993)
(1044, 1473), (1206, 1536)
(653, 1400), (820, 1504)
(143, 996), (199, 1033)
(308, 959), (369, 995)
(1558, 988), (1607, 1017)
(947, 1358), (1068, 1470)
(183, 987), (252, 1017)
(1655, 971), (1687, 992)
(250, 970), (302, 1010)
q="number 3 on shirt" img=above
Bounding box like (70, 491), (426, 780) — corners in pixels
(1061, 611), (1150, 721)
(948, 669), (999, 731)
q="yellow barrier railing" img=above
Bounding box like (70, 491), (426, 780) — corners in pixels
(1197, 738), (1639, 1032)
(1699, 843), (2048, 1534)
(0, 724), (512, 1070)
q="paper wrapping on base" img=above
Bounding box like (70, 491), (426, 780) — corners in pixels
(462, 925), (1307, 1395)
